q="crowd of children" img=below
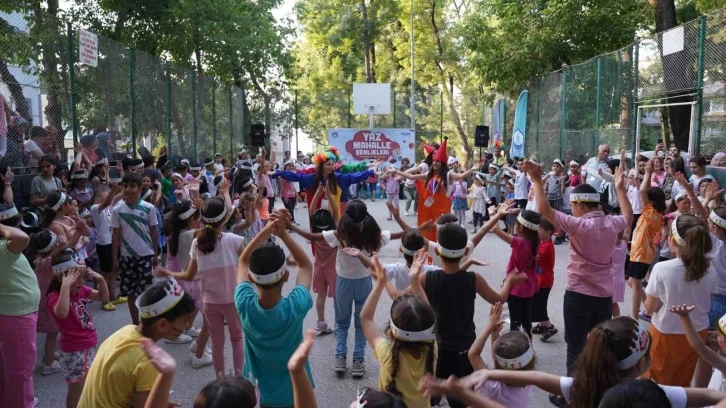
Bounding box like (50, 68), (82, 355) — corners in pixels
(4, 138), (726, 408)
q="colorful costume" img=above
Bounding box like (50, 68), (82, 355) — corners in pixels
(417, 139), (453, 242)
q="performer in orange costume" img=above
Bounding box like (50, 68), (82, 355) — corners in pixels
(391, 137), (479, 241)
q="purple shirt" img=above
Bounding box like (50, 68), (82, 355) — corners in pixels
(478, 381), (533, 407)
(554, 210), (629, 297)
(506, 236), (538, 298)
(384, 175), (401, 195)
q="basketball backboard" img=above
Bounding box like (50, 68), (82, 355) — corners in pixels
(353, 83), (391, 115)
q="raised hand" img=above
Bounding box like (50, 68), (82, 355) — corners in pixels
(62, 268), (81, 287)
(342, 247), (362, 258)
(487, 302), (505, 334)
(675, 172), (690, 188)
(409, 248), (428, 282)
(371, 253), (388, 284)
(506, 270), (527, 286)
(140, 337), (176, 375)
(668, 304), (695, 316)
(522, 159), (542, 179)
(645, 157), (654, 173)
(469, 258), (490, 267)
(288, 330), (316, 372)
(704, 182), (724, 202)
(496, 199), (518, 217)
(614, 166), (625, 191)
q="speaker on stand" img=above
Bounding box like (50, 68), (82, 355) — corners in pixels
(251, 124), (266, 147)
(475, 125), (489, 164)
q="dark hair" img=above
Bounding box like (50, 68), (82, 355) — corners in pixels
(143, 168), (159, 182)
(637, 155), (648, 163)
(46, 247), (77, 295)
(122, 157), (133, 171)
(196, 197), (226, 254)
(39, 154), (57, 167)
(43, 191), (70, 228)
(29, 126), (47, 141)
(570, 317), (649, 408)
(310, 208), (335, 233)
(606, 159), (620, 174)
(337, 199), (382, 254)
(572, 184), (600, 209)
(249, 242), (286, 288)
(142, 155), (155, 168)
(30, 229), (55, 259)
(385, 294), (435, 398)
(0, 203), (20, 227)
(674, 214), (712, 282)
(646, 187), (666, 214)
(671, 156), (686, 174)
(517, 210), (541, 266)
(163, 201), (199, 257)
(358, 387), (408, 408)
(121, 173), (142, 187)
(139, 280), (197, 334)
(175, 164), (187, 173)
(539, 219), (555, 234)
(194, 376), (257, 408)
(400, 229), (425, 265)
(690, 156), (707, 168)
(493, 331), (535, 370)
(436, 213), (459, 225)
(423, 142), (440, 168)
(425, 159), (449, 192)
(598, 379), (671, 408)
(436, 223), (468, 263)
(313, 160), (339, 196)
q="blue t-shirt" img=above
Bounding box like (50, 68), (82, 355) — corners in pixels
(234, 282), (314, 407)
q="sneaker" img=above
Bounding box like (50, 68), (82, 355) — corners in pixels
(404, 211), (409, 216)
(531, 325), (545, 335)
(471, 229), (477, 234)
(541, 326), (558, 342)
(191, 353), (214, 369)
(638, 311), (652, 323)
(549, 394), (566, 408)
(34, 398), (39, 407)
(386, 217), (392, 221)
(41, 360), (62, 375)
(184, 327), (201, 338)
(554, 237), (565, 245)
(335, 356), (347, 373)
(112, 296), (128, 305)
(188, 340), (212, 355)
(316, 321), (334, 334)
(352, 360), (365, 378)
(166, 333), (193, 345)
(101, 302), (117, 311)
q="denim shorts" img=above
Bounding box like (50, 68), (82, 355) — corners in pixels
(709, 293), (726, 331)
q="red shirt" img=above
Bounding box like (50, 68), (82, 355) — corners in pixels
(536, 241), (555, 288)
(506, 236), (538, 297)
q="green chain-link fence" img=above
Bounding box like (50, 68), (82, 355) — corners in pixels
(0, 9), (250, 169)
(498, 8), (726, 165)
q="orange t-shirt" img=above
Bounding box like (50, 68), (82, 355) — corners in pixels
(630, 203), (664, 264)
(257, 197), (270, 220)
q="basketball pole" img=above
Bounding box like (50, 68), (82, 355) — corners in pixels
(410, 0), (415, 131)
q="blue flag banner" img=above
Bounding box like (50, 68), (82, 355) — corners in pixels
(510, 91), (528, 159)
(492, 99), (505, 144)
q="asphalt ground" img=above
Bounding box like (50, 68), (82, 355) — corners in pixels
(31, 199), (635, 407)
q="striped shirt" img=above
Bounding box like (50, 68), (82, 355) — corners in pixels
(110, 200), (158, 257)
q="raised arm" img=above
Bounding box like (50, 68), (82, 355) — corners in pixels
(670, 305), (726, 373)
(640, 158), (654, 206)
(679, 173), (708, 219)
(525, 160), (556, 223)
(392, 168), (427, 181)
(1, 168), (13, 205)
(460, 370), (562, 396)
(450, 164), (481, 181)
(468, 302), (504, 370)
(237, 220), (277, 283)
(475, 271), (525, 305)
(614, 166), (633, 225)
(53, 269), (80, 319)
(0, 220), (29, 254)
(288, 330), (318, 408)
(472, 199), (517, 247)
(360, 254), (387, 346)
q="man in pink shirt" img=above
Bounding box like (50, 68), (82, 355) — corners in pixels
(525, 157), (632, 398)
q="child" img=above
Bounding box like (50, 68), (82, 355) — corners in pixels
(111, 173), (159, 325)
(627, 157), (666, 321)
(544, 159), (566, 212)
(68, 170), (94, 210)
(361, 249), (436, 408)
(232, 192), (264, 243)
(471, 174), (491, 233)
(279, 160), (298, 224)
(383, 170), (402, 221)
(451, 177), (468, 227)
(531, 219), (557, 340)
(286, 185), (339, 334)
(162, 200), (213, 368)
(468, 302), (534, 407)
(157, 182), (244, 377)
(526, 156), (632, 388)
(77, 279), (197, 408)
(235, 216), (314, 407)
(484, 205), (541, 335)
(31, 229), (62, 376)
(47, 249), (108, 408)
(599, 379), (672, 408)
(461, 316), (726, 408)
(642, 214), (716, 386)
(44, 191), (92, 261)
(420, 222), (526, 408)
(611, 232), (627, 317)
(89, 183), (124, 311)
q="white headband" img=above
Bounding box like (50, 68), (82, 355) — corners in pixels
(250, 262), (287, 285)
(202, 206), (228, 224)
(617, 322), (650, 370)
(0, 206), (19, 221)
(52, 256), (85, 275)
(71, 172), (88, 180)
(190, 166), (202, 171)
(283, 160), (294, 167)
(711, 211), (726, 230)
(130, 162), (144, 170)
(517, 214), (539, 231)
(95, 157), (108, 166)
(400, 245), (419, 256)
(570, 192), (600, 203)
(674, 191), (689, 202)
(243, 179), (254, 188)
(553, 159), (564, 167)
(141, 189), (152, 200)
(38, 231), (57, 254)
(171, 173), (183, 180)
(214, 177), (224, 188)
(489, 163), (499, 170)
(390, 321), (435, 342)
(670, 216), (684, 246)
(239, 164), (253, 170)
(437, 243), (466, 258)
(50, 193), (67, 212)
(495, 346), (534, 370)
(181, 159), (190, 165)
(20, 212), (38, 228)
(179, 206), (197, 220)
(137, 277), (186, 319)
(203, 160), (214, 167)
(718, 313), (726, 336)
(569, 160), (579, 166)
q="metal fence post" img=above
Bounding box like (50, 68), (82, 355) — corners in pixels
(440, 88), (444, 142)
(165, 65), (172, 158)
(631, 42), (639, 160)
(560, 68), (567, 159)
(212, 79), (217, 155)
(191, 72), (198, 162)
(129, 48), (137, 157)
(694, 16), (706, 155)
(295, 89), (299, 154)
(347, 89), (352, 128)
(536, 77), (541, 155)
(67, 23), (79, 144)
(595, 56), (602, 149)
(241, 86), (246, 148)
(392, 89), (396, 127)
(228, 85), (233, 158)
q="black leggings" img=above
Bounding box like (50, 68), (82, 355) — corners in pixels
(507, 294), (533, 334)
(472, 212), (485, 229)
(267, 196), (276, 214)
(283, 197), (296, 221)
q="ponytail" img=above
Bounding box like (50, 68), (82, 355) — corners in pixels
(676, 215), (712, 282)
(196, 197), (226, 254)
(196, 225), (219, 255)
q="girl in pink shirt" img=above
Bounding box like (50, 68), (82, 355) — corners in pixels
(279, 161), (298, 223)
(451, 178), (468, 227)
(382, 172), (402, 221)
(46, 248), (108, 408)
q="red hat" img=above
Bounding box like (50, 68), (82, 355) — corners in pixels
(421, 142), (436, 156)
(433, 137), (448, 163)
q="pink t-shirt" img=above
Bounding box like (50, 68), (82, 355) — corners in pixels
(191, 232), (245, 304)
(385, 175), (401, 195)
(478, 380), (533, 407)
(46, 285), (97, 352)
(506, 236), (538, 297)
(554, 211), (629, 297)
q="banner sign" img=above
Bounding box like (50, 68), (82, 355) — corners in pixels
(492, 99), (505, 144)
(79, 29), (98, 67)
(510, 91), (528, 159)
(327, 128), (416, 163)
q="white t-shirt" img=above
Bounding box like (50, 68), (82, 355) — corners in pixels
(90, 203), (113, 246)
(559, 376), (687, 408)
(427, 239), (474, 268)
(190, 232), (244, 304)
(383, 262), (438, 291)
(323, 230), (391, 280)
(110, 200), (158, 257)
(562, 187), (573, 210)
(708, 235), (726, 295)
(513, 170), (529, 200)
(645, 258), (717, 334)
(627, 185), (642, 215)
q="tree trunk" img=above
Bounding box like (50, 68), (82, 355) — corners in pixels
(0, 59), (32, 124)
(360, 0), (373, 83)
(233, 70), (252, 147)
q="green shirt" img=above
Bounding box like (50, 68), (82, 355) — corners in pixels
(0, 240), (40, 316)
(161, 177), (172, 199)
